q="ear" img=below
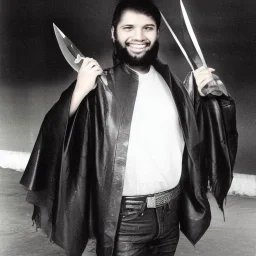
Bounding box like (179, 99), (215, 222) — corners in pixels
(111, 26), (115, 42)
(157, 29), (160, 39)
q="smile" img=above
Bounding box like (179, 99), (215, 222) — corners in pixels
(127, 43), (149, 53)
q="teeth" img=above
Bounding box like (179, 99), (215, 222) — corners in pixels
(129, 44), (146, 49)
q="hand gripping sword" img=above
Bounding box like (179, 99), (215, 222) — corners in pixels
(53, 23), (107, 85)
(161, 1), (228, 95)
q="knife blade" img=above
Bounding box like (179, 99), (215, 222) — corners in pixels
(53, 23), (107, 85)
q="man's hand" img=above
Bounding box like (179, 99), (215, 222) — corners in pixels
(76, 57), (103, 95)
(69, 57), (103, 117)
(193, 66), (216, 96)
(193, 66), (229, 97)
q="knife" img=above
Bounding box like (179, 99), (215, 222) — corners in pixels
(53, 23), (107, 85)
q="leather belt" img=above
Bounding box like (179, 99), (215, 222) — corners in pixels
(122, 184), (181, 209)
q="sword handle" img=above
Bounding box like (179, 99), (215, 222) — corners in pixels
(98, 75), (108, 86)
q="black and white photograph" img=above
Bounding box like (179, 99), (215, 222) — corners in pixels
(0, 0), (256, 255)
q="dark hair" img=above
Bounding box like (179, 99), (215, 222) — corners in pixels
(111, 0), (161, 31)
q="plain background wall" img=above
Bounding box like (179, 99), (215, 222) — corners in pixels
(0, 0), (255, 175)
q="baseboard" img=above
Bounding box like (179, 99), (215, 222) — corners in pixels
(228, 173), (256, 197)
(0, 150), (255, 197)
(0, 150), (30, 172)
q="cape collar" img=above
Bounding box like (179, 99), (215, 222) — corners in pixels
(116, 59), (171, 84)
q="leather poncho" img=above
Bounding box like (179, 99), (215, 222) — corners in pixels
(20, 60), (238, 256)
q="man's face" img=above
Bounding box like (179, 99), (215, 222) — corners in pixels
(111, 10), (159, 66)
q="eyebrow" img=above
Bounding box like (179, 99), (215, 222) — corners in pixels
(144, 24), (156, 27)
(120, 24), (156, 28)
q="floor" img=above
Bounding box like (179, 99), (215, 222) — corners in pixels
(0, 167), (256, 256)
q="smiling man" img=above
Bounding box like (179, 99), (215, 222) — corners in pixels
(20, 0), (237, 256)
(111, 9), (159, 72)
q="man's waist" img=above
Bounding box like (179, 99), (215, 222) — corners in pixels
(121, 184), (181, 209)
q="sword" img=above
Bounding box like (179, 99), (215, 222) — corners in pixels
(180, 0), (206, 68)
(160, 2), (206, 70)
(180, 0), (228, 95)
(161, 3), (228, 96)
(160, 12), (195, 71)
(53, 23), (107, 85)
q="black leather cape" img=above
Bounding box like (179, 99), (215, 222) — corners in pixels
(20, 59), (238, 256)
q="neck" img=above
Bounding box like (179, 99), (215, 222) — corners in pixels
(126, 64), (151, 74)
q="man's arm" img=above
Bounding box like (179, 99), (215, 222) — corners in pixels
(184, 68), (238, 213)
(69, 57), (103, 117)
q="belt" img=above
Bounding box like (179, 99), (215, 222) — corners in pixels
(122, 184), (181, 209)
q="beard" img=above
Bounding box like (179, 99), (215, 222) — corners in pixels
(113, 39), (159, 67)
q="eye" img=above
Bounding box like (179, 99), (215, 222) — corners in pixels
(144, 26), (154, 31)
(123, 26), (133, 31)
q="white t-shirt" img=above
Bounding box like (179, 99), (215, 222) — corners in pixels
(122, 66), (185, 196)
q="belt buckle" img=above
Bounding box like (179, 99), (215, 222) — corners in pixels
(146, 196), (156, 208)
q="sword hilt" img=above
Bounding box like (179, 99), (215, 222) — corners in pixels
(98, 75), (108, 86)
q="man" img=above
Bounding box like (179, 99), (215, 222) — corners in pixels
(20, 0), (237, 256)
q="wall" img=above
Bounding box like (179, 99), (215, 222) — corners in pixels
(0, 0), (256, 176)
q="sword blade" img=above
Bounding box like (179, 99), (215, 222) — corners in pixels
(160, 12), (195, 71)
(180, 0), (207, 67)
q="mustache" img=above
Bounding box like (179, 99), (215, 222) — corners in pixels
(112, 39), (159, 66)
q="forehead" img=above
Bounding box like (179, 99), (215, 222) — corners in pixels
(118, 10), (156, 26)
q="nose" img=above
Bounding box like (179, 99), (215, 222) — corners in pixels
(133, 28), (145, 41)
